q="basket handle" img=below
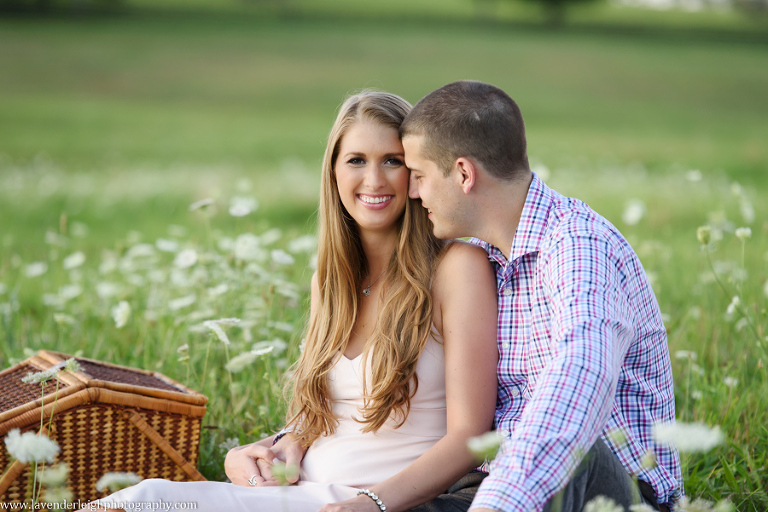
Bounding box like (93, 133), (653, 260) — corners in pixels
(123, 410), (206, 482)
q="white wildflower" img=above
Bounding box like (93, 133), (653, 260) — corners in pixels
(234, 233), (265, 262)
(95, 472), (142, 493)
(675, 497), (717, 512)
(112, 301), (131, 329)
(622, 199), (646, 226)
(38, 463), (70, 486)
(71, 221), (89, 238)
(640, 450), (657, 470)
(177, 343), (190, 363)
(629, 504), (656, 512)
(583, 495), (623, 512)
(53, 313), (76, 325)
(25, 262), (48, 278)
(690, 364), (705, 376)
(605, 428), (628, 448)
(734, 227), (751, 241)
(225, 351), (262, 373)
(62, 251), (86, 270)
(467, 431), (503, 461)
(4, 429), (60, 463)
(98, 256), (117, 275)
(674, 350), (697, 361)
(168, 294), (197, 311)
(203, 318), (241, 345)
(652, 421), (724, 453)
(42, 294), (63, 307)
(96, 282), (121, 300)
(219, 437), (240, 453)
(260, 228), (282, 246)
(696, 226), (711, 246)
(59, 284), (83, 301)
(725, 296), (740, 318)
(723, 377), (738, 388)
(713, 500), (735, 512)
(229, 196), (258, 217)
(126, 243), (155, 259)
(269, 322), (295, 333)
(691, 390), (703, 400)
(189, 198), (214, 211)
(45, 231), (68, 247)
(155, 238), (179, 253)
(42, 486), (74, 505)
(22, 366), (60, 384)
(270, 461), (299, 486)
(207, 283), (229, 297)
(271, 249), (295, 265)
(288, 235), (317, 253)
(739, 197), (755, 224)
(168, 224), (187, 237)
(63, 358), (82, 373)
(685, 169), (702, 182)
(174, 248), (198, 269)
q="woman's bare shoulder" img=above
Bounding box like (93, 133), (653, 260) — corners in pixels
(436, 239), (491, 275)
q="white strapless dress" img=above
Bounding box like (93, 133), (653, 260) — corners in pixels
(91, 338), (446, 512)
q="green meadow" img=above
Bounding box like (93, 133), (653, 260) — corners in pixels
(0, 3), (767, 509)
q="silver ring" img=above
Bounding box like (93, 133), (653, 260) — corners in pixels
(248, 474), (259, 486)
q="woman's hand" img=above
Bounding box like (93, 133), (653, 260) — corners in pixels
(319, 494), (382, 512)
(224, 434), (307, 486)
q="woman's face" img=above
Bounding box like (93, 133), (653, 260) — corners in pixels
(334, 119), (409, 236)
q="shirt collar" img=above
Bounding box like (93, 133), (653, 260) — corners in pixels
(470, 172), (554, 265)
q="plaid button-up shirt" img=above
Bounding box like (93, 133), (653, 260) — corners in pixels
(469, 174), (682, 511)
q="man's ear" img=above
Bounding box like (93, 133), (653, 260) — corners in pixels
(454, 157), (477, 194)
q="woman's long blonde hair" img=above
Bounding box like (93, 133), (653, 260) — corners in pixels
(285, 91), (444, 447)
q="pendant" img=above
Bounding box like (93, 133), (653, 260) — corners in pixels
(362, 286), (371, 296)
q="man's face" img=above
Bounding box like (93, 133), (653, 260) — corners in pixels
(403, 135), (465, 239)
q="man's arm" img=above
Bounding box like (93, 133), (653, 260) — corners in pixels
(471, 229), (634, 511)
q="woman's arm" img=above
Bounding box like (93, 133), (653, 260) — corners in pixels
(321, 242), (499, 512)
(225, 272), (321, 486)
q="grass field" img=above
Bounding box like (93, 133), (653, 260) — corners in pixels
(1, 4), (767, 509)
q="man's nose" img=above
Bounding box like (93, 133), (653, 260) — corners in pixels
(408, 174), (420, 199)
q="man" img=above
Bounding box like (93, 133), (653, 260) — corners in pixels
(399, 81), (681, 512)
(227, 81), (682, 512)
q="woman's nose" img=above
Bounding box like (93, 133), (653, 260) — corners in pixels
(364, 165), (386, 190)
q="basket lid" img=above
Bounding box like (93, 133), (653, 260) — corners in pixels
(35, 351), (208, 406)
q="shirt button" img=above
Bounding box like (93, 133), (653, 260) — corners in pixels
(502, 342), (510, 350)
(503, 287), (513, 296)
(500, 430), (510, 438)
(511, 388), (520, 397)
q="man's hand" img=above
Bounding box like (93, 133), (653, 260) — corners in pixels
(224, 434), (307, 487)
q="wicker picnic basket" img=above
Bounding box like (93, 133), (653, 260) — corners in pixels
(0, 350), (208, 504)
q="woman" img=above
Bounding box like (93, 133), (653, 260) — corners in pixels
(89, 91), (497, 512)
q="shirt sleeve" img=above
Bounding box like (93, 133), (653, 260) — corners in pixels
(471, 227), (636, 512)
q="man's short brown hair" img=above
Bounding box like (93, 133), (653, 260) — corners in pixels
(400, 81), (530, 181)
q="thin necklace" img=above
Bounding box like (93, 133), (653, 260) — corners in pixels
(362, 269), (387, 296)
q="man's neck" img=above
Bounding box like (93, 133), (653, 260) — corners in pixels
(471, 172), (532, 260)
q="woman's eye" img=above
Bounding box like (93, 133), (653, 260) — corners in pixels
(386, 158), (404, 166)
(348, 157), (365, 165)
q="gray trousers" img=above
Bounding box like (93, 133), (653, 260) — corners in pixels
(408, 438), (661, 512)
